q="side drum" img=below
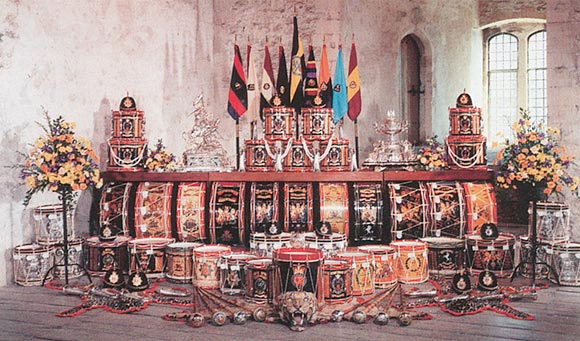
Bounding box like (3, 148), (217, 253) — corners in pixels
(13, 244), (54, 286)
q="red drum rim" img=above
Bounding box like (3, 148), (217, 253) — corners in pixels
(14, 243), (52, 253)
(323, 259), (350, 270)
(246, 258), (274, 269)
(357, 245), (395, 255)
(128, 237), (174, 249)
(273, 247), (324, 262)
(193, 244), (232, 255)
(466, 232), (515, 245)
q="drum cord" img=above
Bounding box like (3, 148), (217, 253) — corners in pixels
(445, 139), (484, 169)
(107, 141), (148, 167)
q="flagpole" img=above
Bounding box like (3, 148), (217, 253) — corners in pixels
(354, 118), (360, 168)
(236, 118), (240, 171)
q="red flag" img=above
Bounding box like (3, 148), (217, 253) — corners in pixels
(227, 44), (247, 120)
(347, 41), (361, 121)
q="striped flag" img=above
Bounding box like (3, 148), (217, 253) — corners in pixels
(289, 16), (305, 113)
(275, 44), (290, 107)
(318, 42), (332, 108)
(227, 44), (247, 120)
(347, 41), (361, 121)
(260, 41), (275, 119)
(303, 44), (319, 108)
(332, 45), (347, 124)
(246, 44), (259, 123)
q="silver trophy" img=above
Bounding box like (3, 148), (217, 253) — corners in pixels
(364, 110), (416, 168)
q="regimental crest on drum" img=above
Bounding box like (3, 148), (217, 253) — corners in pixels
(226, 270), (241, 288)
(437, 249), (456, 270)
(353, 183), (383, 242)
(330, 272), (346, 297)
(291, 264), (308, 291)
(405, 256), (422, 273)
(199, 262), (213, 280)
(210, 182), (245, 245)
(250, 182), (279, 234)
(253, 271), (269, 299)
(284, 183), (313, 233)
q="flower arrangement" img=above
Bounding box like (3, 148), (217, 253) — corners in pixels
(417, 136), (448, 170)
(18, 112), (103, 206)
(144, 139), (177, 171)
(494, 108), (579, 197)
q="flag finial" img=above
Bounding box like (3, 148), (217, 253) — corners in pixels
(352, 33), (355, 43)
(234, 34), (237, 44)
(265, 35), (269, 45)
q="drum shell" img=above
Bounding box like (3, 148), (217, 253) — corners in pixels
(388, 181), (428, 240)
(128, 238), (173, 278)
(462, 182), (497, 235)
(84, 236), (130, 274)
(175, 182), (206, 242)
(245, 139), (274, 172)
(107, 137), (147, 171)
(322, 259), (353, 304)
(336, 251), (375, 295)
(445, 135), (487, 169)
(301, 108), (333, 141)
(391, 240), (429, 284)
(192, 244), (232, 289)
(448, 107), (482, 135)
(99, 182), (133, 238)
(319, 183), (349, 237)
(33, 204), (74, 245)
(352, 183), (384, 243)
(52, 239), (84, 280)
(165, 242), (202, 283)
(249, 232), (292, 257)
(273, 248), (324, 305)
(529, 201), (571, 243)
(220, 253), (257, 295)
(13, 243), (54, 286)
(263, 107), (294, 141)
(357, 245), (397, 287)
(426, 181), (465, 239)
(209, 182), (245, 246)
(420, 237), (465, 278)
(245, 258), (275, 304)
(283, 183), (313, 233)
(283, 140), (313, 172)
(319, 138), (350, 172)
(548, 242), (580, 286)
(134, 182), (173, 239)
(465, 233), (515, 277)
(304, 232), (347, 258)
(111, 109), (145, 139)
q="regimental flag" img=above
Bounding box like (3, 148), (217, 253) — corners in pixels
(303, 44), (320, 108)
(289, 16), (305, 113)
(332, 45), (347, 124)
(274, 44), (290, 107)
(227, 43), (247, 120)
(260, 41), (275, 120)
(347, 40), (361, 121)
(246, 44), (259, 123)
(318, 42), (332, 108)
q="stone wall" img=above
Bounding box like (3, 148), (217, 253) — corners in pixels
(479, 0), (546, 27)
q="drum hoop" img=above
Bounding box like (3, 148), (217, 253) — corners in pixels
(358, 245), (394, 254)
(14, 243), (52, 253)
(33, 204), (64, 213)
(420, 237), (464, 248)
(193, 245), (231, 256)
(247, 258), (273, 269)
(552, 242), (580, 252)
(323, 259), (350, 270)
(274, 247), (324, 262)
(129, 238), (173, 249)
(467, 233), (515, 245)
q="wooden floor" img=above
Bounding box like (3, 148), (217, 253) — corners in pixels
(1, 274), (579, 341)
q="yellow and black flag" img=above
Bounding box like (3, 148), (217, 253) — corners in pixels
(289, 16), (305, 113)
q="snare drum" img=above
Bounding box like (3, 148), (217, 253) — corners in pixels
(283, 140), (313, 172)
(549, 242), (580, 286)
(530, 201), (571, 243)
(33, 204), (74, 245)
(84, 236), (130, 274)
(52, 239), (84, 279)
(449, 107), (482, 135)
(388, 181), (428, 240)
(192, 244), (232, 289)
(134, 182), (173, 239)
(245, 258), (275, 304)
(301, 107), (333, 141)
(99, 182), (133, 239)
(466, 233), (515, 277)
(391, 240), (429, 284)
(320, 138), (350, 172)
(175, 182), (206, 242)
(337, 251), (375, 296)
(128, 238), (173, 278)
(304, 232), (347, 258)
(219, 253), (257, 295)
(249, 232), (292, 257)
(245, 139), (274, 172)
(425, 181), (465, 238)
(518, 235), (554, 280)
(353, 183), (384, 243)
(322, 259), (353, 304)
(12, 244), (54, 286)
(263, 107), (295, 141)
(273, 248), (324, 305)
(357, 245), (397, 287)
(166, 242), (202, 283)
(420, 237), (465, 278)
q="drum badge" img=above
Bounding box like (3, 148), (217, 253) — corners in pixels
(200, 263), (212, 279)
(405, 256), (422, 273)
(291, 264), (307, 290)
(330, 273), (345, 296)
(227, 270), (240, 287)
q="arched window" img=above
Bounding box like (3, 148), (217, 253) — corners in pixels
(483, 21), (546, 147)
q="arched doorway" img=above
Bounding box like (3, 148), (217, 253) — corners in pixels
(400, 35), (423, 144)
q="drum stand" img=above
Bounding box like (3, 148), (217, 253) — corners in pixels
(42, 193), (92, 286)
(511, 200), (559, 287)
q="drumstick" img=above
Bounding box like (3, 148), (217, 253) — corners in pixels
(202, 288), (253, 312)
(198, 288), (234, 315)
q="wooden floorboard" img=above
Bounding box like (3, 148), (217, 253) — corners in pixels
(0, 280), (579, 341)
